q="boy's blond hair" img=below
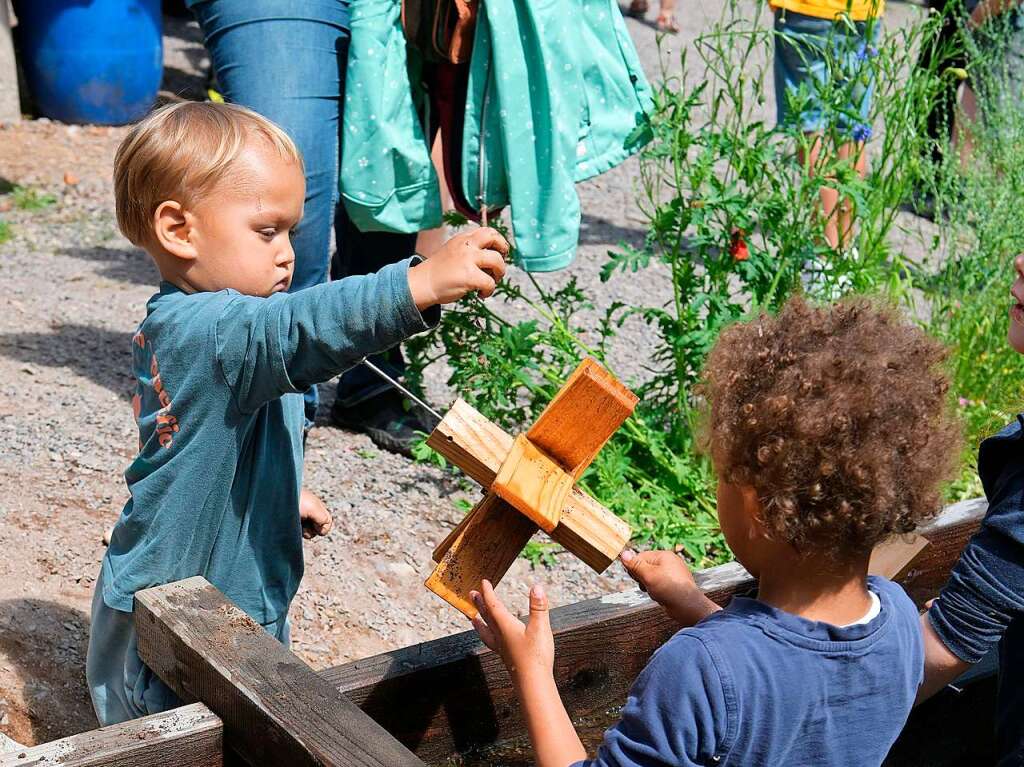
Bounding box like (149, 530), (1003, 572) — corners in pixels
(113, 102), (303, 247)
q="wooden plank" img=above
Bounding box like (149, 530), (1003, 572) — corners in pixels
(491, 434), (570, 533)
(526, 359), (638, 478)
(425, 493), (538, 618)
(427, 399), (513, 488)
(0, 704), (222, 767)
(559, 488), (632, 572)
(324, 498), (987, 763)
(869, 533), (930, 580)
(135, 578), (424, 767)
(432, 497), (481, 563)
(427, 400), (630, 571)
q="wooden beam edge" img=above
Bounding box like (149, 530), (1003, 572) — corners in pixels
(0, 703), (223, 767)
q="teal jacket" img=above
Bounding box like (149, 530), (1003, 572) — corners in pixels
(341, 0), (652, 272)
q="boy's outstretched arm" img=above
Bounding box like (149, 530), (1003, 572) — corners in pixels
(470, 581), (587, 767)
(218, 228), (509, 413)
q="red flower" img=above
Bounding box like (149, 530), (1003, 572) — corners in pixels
(730, 228), (749, 262)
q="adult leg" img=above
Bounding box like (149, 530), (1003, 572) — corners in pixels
(330, 206), (431, 456)
(188, 0), (349, 425)
(919, 0), (968, 166)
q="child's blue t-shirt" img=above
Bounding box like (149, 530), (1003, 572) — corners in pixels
(100, 258), (435, 626)
(575, 576), (923, 767)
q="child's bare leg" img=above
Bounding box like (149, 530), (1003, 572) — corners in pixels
(798, 133), (841, 249)
(836, 140), (867, 249)
(656, 0), (678, 33)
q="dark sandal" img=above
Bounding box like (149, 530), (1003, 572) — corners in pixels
(627, 0), (649, 18)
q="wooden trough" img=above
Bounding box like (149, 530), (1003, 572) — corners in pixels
(0, 497), (989, 767)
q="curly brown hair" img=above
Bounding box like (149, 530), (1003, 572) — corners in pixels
(700, 296), (962, 560)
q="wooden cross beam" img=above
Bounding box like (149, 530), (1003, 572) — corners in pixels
(134, 578), (425, 767)
(424, 358), (638, 617)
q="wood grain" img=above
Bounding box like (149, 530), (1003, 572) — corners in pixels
(491, 434), (570, 533)
(869, 533), (930, 580)
(424, 493), (538, 617)
(526, 359), (639, 478)
(135, 578), (424, 767)
(427, 400), (630, 571)
(0, 704), (222, 767)
(427, 399), (513, 488)
(325, 499), (987, 764)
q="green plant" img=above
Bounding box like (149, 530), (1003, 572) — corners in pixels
(10, 185), (56, 211)
(410, 1), (1013, 565)
(0, 221), (11, 244)
(923, 11), (1024, 489)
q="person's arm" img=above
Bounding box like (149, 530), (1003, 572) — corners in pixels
(470, 581), (728, 767)
(916, 607), (971, 704)
(619, 549), (722, 625)
(470, 581), (587, 767)
(217, 229), (508, 412)
(919, 525), (1024, 702)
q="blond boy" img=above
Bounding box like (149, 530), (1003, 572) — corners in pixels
(87, 102), (508, 724)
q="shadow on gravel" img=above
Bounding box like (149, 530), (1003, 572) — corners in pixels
(0, 599), (95, 745)
(161, 13), (209, 103)
(0, 324), (133, 398)
(580, 212), (647, 247)
(58, 245), (159, 287)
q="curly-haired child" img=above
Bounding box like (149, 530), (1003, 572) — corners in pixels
(469, 296), (961, 767)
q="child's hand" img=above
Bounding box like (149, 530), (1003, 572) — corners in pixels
(408, 228), (510, 309)
(620, 549), (720, 626)
(299, 488), (333, 539)
(470, 580), (554, 683)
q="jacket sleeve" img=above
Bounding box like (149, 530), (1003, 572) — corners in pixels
(571, 634), (729, 767)
(929, 420), (1024, 663)
(215, 258), (437, 413)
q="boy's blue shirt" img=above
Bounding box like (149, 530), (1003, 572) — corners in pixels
(930, 414), (1024, 764)
(101, 258), (435, 625)
(575, 576), (923, 767)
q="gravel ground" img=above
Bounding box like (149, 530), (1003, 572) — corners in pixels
(0, 1), (932, 748)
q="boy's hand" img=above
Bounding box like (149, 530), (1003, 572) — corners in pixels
(620, 549), (721, 626)
(299, 488), (333, 539)
(408, 228), (509, 309)
(470, 580), (554, 683)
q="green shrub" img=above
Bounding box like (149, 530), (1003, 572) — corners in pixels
(410, 1), (1018, 565)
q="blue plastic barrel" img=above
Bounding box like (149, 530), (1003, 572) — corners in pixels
(14, 0), (163, 125)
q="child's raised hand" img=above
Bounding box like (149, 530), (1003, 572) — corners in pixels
(408, 228), (510, 309)
(470, 580), (554, 683)
(299, 488), (333, 539)
(620, 549), (720, 626)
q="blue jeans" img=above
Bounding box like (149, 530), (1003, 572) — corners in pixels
(188, 0), (416, 421)
(773, 10), (877, 136)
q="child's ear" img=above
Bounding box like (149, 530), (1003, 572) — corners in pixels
(741, 485), (767, 539)
(153, 201), (198, 261)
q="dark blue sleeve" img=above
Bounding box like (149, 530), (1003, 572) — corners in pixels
(572, 633), (730, 767)
(214, 258), (437, 413)
(930, 424), (1024, 663)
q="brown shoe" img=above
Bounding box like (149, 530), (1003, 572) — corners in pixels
(626, 0), (649, 18)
